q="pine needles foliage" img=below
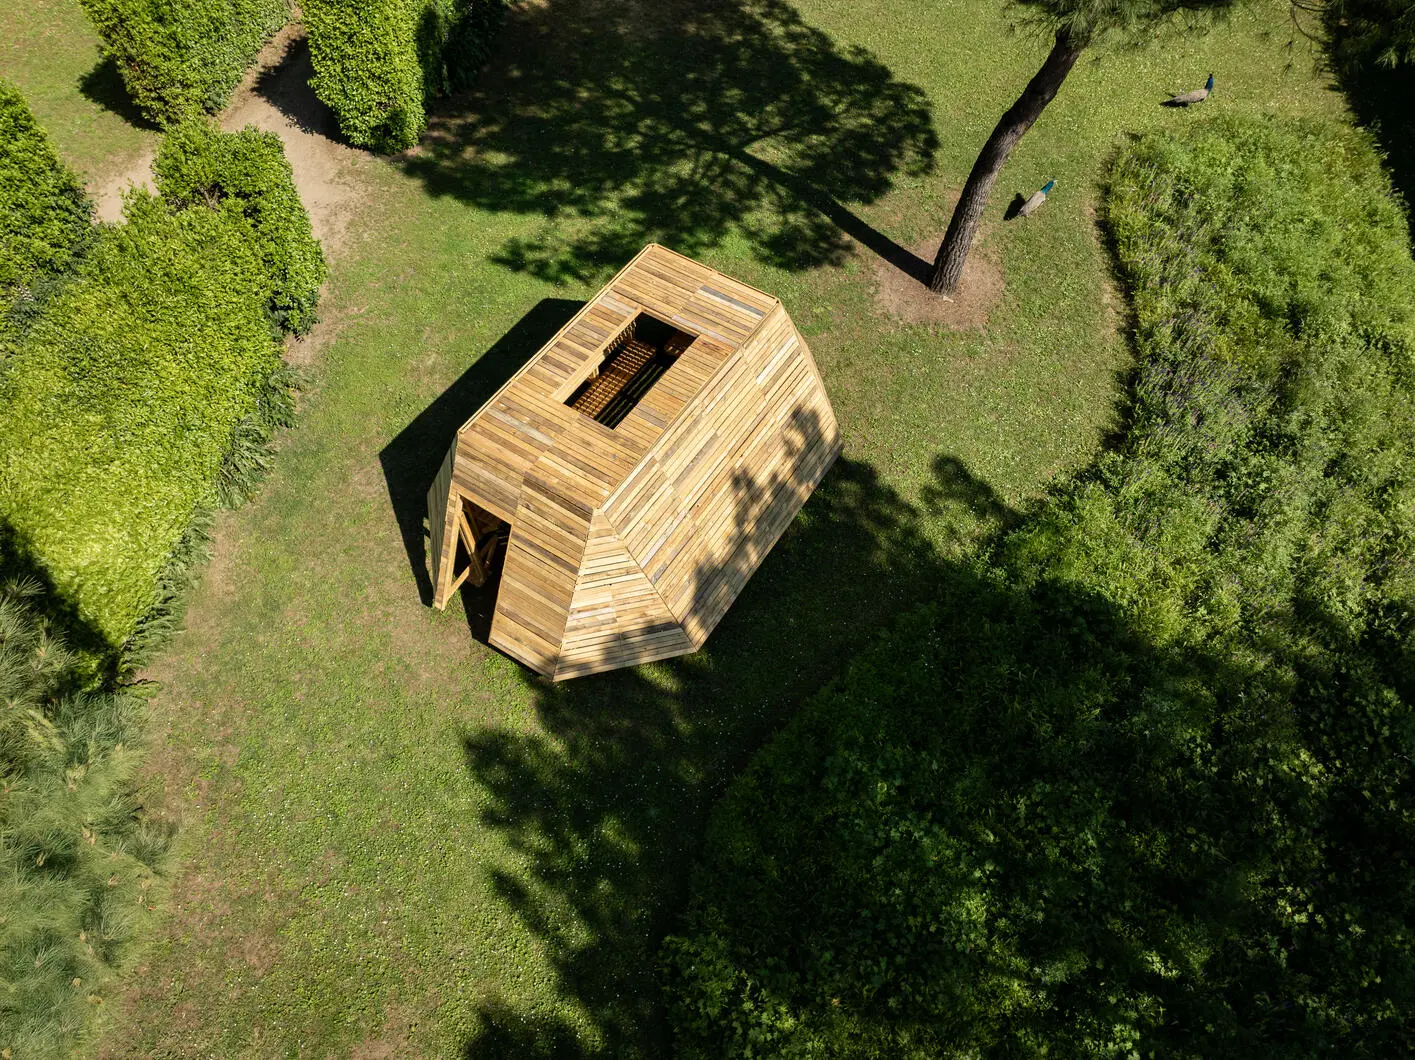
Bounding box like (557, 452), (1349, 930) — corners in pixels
(663, 114), (1415, 1058)
(0, 576), (171, 1058)
(78, 0), (289, 125)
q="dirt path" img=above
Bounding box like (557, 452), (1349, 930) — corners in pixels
(93, 23), (367, 254)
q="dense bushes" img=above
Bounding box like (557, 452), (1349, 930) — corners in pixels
(0, 192), (282, 650)
(304, 0), (508, 151)
(155, 119), (327, 333)
(78, 0), (288, 124)
(663, 114), (1415, 1057)
(0, 81), (91, 320)
(0, 574), (169, 1056)
(0, 119), (317, 652)
(0, 109), (315, 1053)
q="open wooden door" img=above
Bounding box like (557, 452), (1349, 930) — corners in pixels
(427, 444), (459, 609)
(451, 501), (506, 592)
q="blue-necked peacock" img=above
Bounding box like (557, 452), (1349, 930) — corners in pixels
(1018, 179), (1056, 218)
(1164, 74), (1214, 107)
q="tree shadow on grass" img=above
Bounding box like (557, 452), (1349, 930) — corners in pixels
(404, 0), (939, 285)
(1319, 20), (1415, 242)
(1336, 65), (1415, 242)
(454, 433), (1022, 1056)
(378, 297), (582, 605)
(77, 55), (160, 132)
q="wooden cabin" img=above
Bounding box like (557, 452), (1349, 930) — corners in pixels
(426, 244), (841, 680)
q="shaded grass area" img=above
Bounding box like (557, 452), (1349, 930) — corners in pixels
(1323, 52), (1415, 240)
(661, 111), (1415, 1056)
(0, 0), (1347, 1055)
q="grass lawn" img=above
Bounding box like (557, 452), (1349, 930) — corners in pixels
(0, 0), (155, 181)
(3, 0), (1345, 1054)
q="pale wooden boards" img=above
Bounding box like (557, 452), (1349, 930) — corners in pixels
(429, 244), (841, 679)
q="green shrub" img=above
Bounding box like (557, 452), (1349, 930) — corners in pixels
(0, 80), (91, 321)
(78, 0), (289, 125)
(304, 0), (508, 151)
(0, 574), (170, 1058)
(0, 191), (281, 650)
(664, 115), (1415, 1057)
(156, 119), (327, 333)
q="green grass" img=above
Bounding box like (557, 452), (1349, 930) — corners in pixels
(0, 0), (155, 182)
(4, 0), (1347, 1054)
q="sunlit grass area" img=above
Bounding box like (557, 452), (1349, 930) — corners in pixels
(2, 0), (1347, 1053)
(0, 0), (156, 179)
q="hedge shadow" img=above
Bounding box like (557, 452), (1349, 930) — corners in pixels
(77, 55), (159, 131)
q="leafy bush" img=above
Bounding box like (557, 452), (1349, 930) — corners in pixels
(0, 101), (317, 1059)
(0, 80), (91, 321)
(664, 114), (1415, 1057)
(156, 119), (327, 333)
(0, 191), (282, 650)
(304, 0), (508, 151)
(0, 574), (170, 1058)
(78, 0), (289, 125)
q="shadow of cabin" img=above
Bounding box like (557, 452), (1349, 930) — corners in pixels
(423, 245), (842, 679)
(379, 298), (583, 606)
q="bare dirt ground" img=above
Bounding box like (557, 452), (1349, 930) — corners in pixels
(93, 23), (368, 253)
(870, 232), (1005, 331)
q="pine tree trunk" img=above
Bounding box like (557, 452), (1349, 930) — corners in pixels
(929, 32), (1085, 294)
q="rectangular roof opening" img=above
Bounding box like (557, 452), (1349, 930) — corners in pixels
(565, 313), (694, 429)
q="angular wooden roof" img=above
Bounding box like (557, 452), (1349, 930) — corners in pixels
(428, 244), (840, 679)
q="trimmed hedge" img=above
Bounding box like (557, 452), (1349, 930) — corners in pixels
(0, 574), (169, 1058)
(155, 119), (327, 333)
(0, 80), (91, 319)
(78, 0), (289, 125)
(663, 115), (1415, 1057)
(0, 191), (281, 650)
(304, 0), (508, 151)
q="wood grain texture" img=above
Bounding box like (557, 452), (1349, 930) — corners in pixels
(429, 245), (840, 679)
(426, 443), (458, 606)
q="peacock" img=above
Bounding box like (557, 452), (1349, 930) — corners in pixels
(1018, 179), (1056, 218)
(1164, 74), (1214, 107)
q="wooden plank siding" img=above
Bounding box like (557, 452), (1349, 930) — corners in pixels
(430, 244), (839, 679)
(602, 306), (841, 649)
(426, 443), (459, 606)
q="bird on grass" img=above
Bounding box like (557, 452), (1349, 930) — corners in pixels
(1164, 74), (1214, 107)
(1018, 179), (1056, 218)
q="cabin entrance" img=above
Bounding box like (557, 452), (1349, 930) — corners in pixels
(448, 498), (508, 595)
